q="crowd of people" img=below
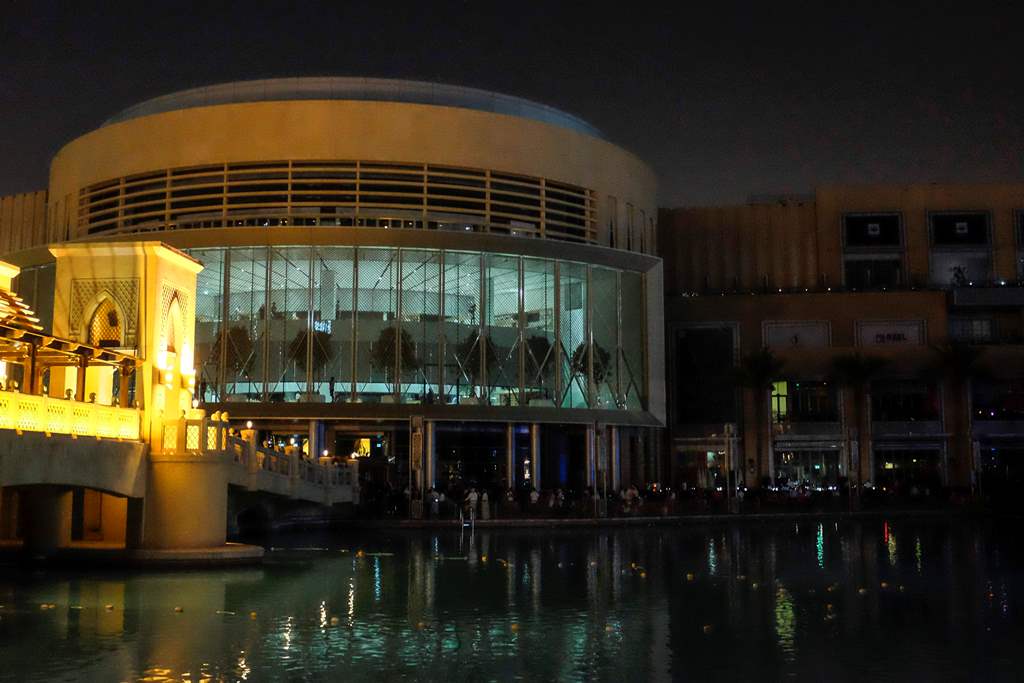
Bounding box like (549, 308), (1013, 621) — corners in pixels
(355, 480), (699, 519)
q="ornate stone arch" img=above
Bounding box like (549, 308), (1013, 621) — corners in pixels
(160, 283), (191, 355)
(85, 295), (127, 348)
(69, 278), (139, 347)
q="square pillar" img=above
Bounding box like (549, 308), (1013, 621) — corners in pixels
(586, 423), (597, 489)
(424, 419), (436, 490)
(505, 423), (515, 491)
(610, 426), (621, 491)
(530, 423), (541, 490)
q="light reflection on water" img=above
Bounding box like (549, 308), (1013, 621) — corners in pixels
(0, 518), (1021, 681)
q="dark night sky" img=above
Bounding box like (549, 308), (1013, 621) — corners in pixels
(1, 1), (1022, 206)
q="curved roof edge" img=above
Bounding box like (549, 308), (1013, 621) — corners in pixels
(102, 77), (605, 140)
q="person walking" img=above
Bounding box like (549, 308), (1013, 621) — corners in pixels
(480, 490), (490, 520)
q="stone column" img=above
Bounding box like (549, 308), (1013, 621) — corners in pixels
(585, 423), (597, 489)
(424, 420), (436, 490)
(505, 423), (515, 491)
(610, 426), (621, 491)
(21, 486), (73, 557)
(143, 454), (229, 549)
(530, 424), (541, 489)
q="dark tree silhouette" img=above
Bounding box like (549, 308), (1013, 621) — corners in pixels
(370, 327), (419, 390)
(211, 325), (254, 391)
(829, 352), (888, 488)
(733, 347), (785, 485)
(287, 328), (335, 374)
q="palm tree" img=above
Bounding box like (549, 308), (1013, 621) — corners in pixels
(733, 347), (785, 487)
(927, 342), (986, 492)
(829, 352), (888, 490)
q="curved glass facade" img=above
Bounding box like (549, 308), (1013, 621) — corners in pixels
(189, 245), (646, 412)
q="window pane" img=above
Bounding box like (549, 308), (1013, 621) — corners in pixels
(356, 248), (399, 402)
(931, 213), (989, 246)
(266, 246), (311, 402)
(591, 266), (618, 408)
(620, 271), (645, 409)
(844, 214), (901, 247)
(558, 261), (588, 408)
(523, 257), (556, 406)
(929, 252), (991, 286)
(398, 249), (440, 403)
(844, 258), (902, 289)
(311, 247), (354, 402)
(485, 254), (521, 406)
(190, 247), (225, 402)
(224, 246), (267, 401)
(442, 251), (482, 404)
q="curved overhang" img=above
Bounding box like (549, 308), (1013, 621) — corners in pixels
(102, 77), (605, 140)
(7, 227), (661, 273)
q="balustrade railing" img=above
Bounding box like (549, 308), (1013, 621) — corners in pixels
(0, 391), (140, 440)
(221, 433), (355, 490)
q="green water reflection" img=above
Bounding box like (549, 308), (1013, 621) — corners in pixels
(0, 519), (1021, 681)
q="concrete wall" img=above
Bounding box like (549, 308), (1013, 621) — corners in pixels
(47, 99), (657, 252)
(143, 452), (229, 549)
(0, 429), (147, 497)
(0, 191), (47, 254)
(660, 183), (1024, 294)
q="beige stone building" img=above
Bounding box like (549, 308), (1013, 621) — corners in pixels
(1, 78), (665, 502)
(661, 184), (1024, 495)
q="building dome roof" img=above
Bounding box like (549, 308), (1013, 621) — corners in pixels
(102, 77), (604, 139)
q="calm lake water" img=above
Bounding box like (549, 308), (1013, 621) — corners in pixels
(0, 518), (1021, 681)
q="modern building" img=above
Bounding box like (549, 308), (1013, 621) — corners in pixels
(660, 184), (1024, 497)
(0, 78), (665, 500)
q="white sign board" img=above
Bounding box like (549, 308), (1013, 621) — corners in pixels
(763, 321), (830, 349)
(856, 320), (924, 346)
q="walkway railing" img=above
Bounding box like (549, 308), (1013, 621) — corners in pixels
(223, 433), (355, 489)
(0, 391), (140, 440)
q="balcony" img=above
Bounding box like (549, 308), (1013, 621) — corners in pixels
(952, 284), (1024, 308)
(773, 421), (841, 437)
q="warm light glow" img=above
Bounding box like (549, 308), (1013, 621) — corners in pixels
(246, 420), (253, 429)
(179, 341), (192, 374)
(0, 392), (139, 440)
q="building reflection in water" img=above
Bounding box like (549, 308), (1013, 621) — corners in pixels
(0, 519), (1021, 680)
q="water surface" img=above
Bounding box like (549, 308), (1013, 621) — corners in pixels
(0, 518), (1021, 681)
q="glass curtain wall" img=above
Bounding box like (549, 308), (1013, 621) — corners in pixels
(267, 247), (311, 401)
(619, 271), (644, 410)
(186, 246), (646, 411)
(311, 247), (355, 402)
(442, 252), (483, 404)
(193, 248), (225, 402)
(523, 258), (556, 406)
(356, 248), (400, 402)
(398, 250), (441, 403)
(224, 247), (267, 401)
(559, 262), (588, 408)
(591, 266), (618, 408)
(485, 255), (521, 406)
